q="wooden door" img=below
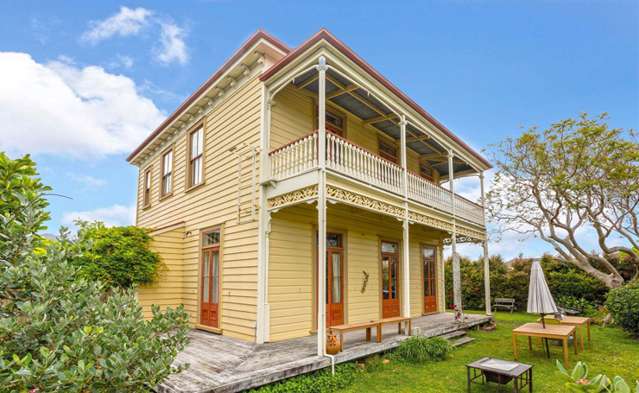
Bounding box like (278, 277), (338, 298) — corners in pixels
(422, 246), (438, 314)
(201, 230), (220, 328)
(327, 247), (344, 326)
(381, 241), (400, 318)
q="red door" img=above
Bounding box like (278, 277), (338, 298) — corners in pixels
(201, 230), (220, 328)
(381, 241), (400, 318)
(423, 246), (438, 314)
(327, 248), (344, 326)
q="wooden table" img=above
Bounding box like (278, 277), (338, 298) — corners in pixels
(512, 323), (578, 366)
(466, 357), (533, 392)
(542, 315), (591, 351)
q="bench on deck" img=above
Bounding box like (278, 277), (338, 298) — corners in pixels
(493, 297), (517, 313)
(330, 321), (381, 352)
(329, 316), (412, 352)
(380, 316), (412, 336)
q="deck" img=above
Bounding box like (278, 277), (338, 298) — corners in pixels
(157, 312), (492, 393)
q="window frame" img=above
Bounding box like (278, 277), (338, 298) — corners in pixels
(377, 135), (398, 164)
(316, 105), (347, 137)
(142, 166), (152, 208)
(186, 121), (206, 191)
(419, 159), (434, 182)
(160, 145), (175, 199)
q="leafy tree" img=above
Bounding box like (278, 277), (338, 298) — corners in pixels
(0, 153), (190, 392)
(70, 221), (161, 288)
(487, 114), (639, 288)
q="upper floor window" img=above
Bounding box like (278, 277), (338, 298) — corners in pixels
(188, 126), (204, 187)
(161, 148), (174, 197)
(419, 160), (433, 182)
(378, 137), (398, 163)
(143, 168), (152, 207)
(317, 107), (346, 137)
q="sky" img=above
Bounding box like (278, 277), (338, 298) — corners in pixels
(1, 0), (637, 260)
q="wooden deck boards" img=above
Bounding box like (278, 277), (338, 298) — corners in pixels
(156, 313), (492, 393)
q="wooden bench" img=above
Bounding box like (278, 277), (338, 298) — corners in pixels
(493, 298), (517, 313)
(380, 316), (412, 336)
(330, 321), (381, 352)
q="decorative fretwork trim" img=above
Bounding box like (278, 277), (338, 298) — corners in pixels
(268, 185), (318, 210)
(326, 185), (405, 219)
(408, 211), (453, 233)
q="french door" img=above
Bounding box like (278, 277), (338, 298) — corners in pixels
(325, 233), (344, 327)
(422, 246), (438, 314)
(201, 229), (220, 328)
(381, 241), (400, 318)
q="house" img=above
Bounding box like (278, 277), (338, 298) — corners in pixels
(128, 29), (493, 357)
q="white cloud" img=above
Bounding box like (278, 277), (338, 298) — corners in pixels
(81, 7), (189, 65)
(156, 22), (188, 65)
(108, 54), (134, 69)
(0, 52), (165, 158)
(82, 7), (152, 44)
(68, 173), (107, 189)
(62, 204), (135, 228)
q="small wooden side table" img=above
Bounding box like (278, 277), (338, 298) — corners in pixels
(512, 323), (577, 366)
(542, 315), (591, 351)
(466, 357), (533, 392)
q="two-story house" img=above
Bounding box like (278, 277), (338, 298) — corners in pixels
(128, 29), (492, 357)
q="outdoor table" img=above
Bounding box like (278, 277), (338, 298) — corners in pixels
(512, 322), (577, 366)
(466, 357), (532, 392)
(541, 315), (591, 351)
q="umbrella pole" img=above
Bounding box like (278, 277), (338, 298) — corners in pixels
(540, 313), (550, 357)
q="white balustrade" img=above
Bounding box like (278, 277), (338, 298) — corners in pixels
(269, 132), (485, 226)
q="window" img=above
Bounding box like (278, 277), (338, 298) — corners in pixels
(419, 160), (433, 182)
(143, 168), (152, 207)
(188, 126), (204, 187)
(317, 108), (346, 136)
(161, 148), (174, 197)
(378, 137), (398, 163)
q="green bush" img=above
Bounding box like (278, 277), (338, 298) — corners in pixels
(556, 360), (639, 392)
(69, 220), (161, 288)
(250, 363), (358, 393)
(557, 296), (598, 317)
(393, 337), (452, 363)
(445, 255), (610, 311)
(606, 281), (639, 336)
(0, 153), (190, 392)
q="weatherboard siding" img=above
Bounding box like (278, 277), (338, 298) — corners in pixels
(267, 203), (445, 342)
(135, 76), (263, 341)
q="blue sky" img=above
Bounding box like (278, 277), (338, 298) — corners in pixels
(1, 1), (637, 259)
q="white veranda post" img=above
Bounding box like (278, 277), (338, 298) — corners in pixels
(316, 56), (328, 356)
(480, 171), (492, 315)
(448, 152), (462, 317)
(400, 116), (410, 319)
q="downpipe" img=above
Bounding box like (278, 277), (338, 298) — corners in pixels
(324, 353), (336, 376)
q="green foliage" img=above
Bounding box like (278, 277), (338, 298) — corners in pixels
(556, 360), (639, 392)
(606, 281), (639, 336)
(0, 153), (51, 261)
(250, 363), (358, 393)
(393, 337), (452, 363)
(0, 152), (190, 392)
(557, 296), (598, 317)
(68, 220), (161, 288)
(445, 255), (610, 311)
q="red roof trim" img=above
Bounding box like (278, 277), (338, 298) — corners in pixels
(127, 30), (290, 162)
(260, 29), (491, 168)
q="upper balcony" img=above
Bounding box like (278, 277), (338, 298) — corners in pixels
(268, 131), (485, 227)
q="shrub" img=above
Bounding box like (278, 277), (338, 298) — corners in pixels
(393, 337), (452, 363)
(556, 360), (639, 392)
(557, 296), (598, 317)
(0, 153), (190, 392)
(606, 281), (639, 336)
(69, 220), (161, 288)
(250, 363), (358, 393)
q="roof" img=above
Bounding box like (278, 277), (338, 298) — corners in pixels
(128, 28), (490, 169)
(260, 29), (491, 169)
(126, 30), (290, 162)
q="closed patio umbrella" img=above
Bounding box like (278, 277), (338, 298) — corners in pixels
(527, 260), (559, 357)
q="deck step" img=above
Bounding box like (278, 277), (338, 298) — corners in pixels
(439, 330), (467, 340)
(450, 336), (475, 347)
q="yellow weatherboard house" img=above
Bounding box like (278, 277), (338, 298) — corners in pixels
(128, 29), (492, 355)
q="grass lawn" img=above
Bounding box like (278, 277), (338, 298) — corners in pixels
(338, 312), (639, 392)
